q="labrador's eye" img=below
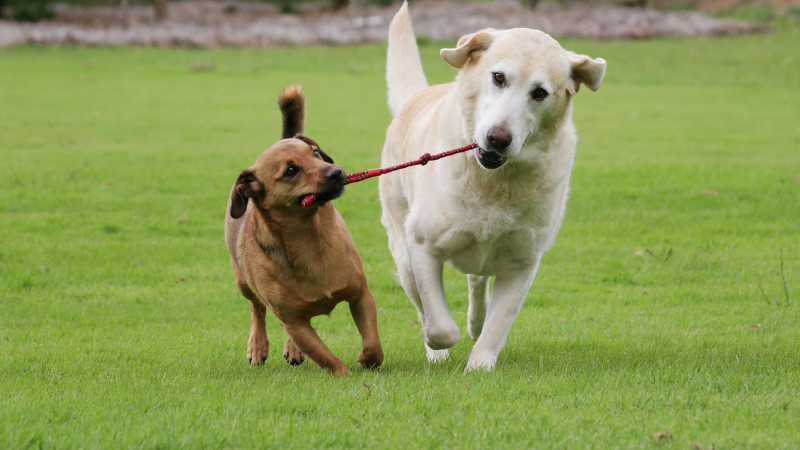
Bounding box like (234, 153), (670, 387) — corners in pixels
(314, 150), (322, 160)
(531, 87), (549, 101)
(284, 166), (298, 178)
(492, 72), (506, 86)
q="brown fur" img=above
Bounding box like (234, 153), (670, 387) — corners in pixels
(224, 86), (383, 375)
(279, 84), (306, 139)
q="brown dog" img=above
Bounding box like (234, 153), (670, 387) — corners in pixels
(224, 85), (383, 375)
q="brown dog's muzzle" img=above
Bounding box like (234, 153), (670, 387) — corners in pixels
(298, 167), (346, 206)
(325, 167), (345, 185)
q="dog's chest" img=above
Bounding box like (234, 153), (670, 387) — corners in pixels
(298, 281), (360, 315)
(257, 267), (361, 317)
(244, 229), (364, 313)
(432, 201), (548, 275)
(443, 228), (540, 275)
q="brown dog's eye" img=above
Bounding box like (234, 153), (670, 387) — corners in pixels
(284, 166), (299, 178)
(313, 150), (322, 160)
(531, 87), (549, 101)
(492, 72), (505, 86)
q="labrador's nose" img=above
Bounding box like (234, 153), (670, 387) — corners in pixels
(325, 167), (344, 183)
(486, 126), (513, 150)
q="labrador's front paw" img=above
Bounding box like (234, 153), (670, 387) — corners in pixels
(465, 349), (497, 372)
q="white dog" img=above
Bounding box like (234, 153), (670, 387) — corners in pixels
(379, 2), (606, 371)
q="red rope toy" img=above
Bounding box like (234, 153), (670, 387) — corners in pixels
(301, 143), (478, 207)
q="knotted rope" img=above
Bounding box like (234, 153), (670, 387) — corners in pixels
(301, 143), (478, 207)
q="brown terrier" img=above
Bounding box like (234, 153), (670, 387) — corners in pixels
(224, 85), (383, 375)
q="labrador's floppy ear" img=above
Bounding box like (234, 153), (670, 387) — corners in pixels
(279, 84), (306, 139)
(565, 51), (606, 95)
(229, 168), (264, 219)
(295, 135), (334, 164)
(440, 30), (495, 69)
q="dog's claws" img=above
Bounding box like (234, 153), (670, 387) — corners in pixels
(289, 358), (300, 366)
(283, 353), (288, 359)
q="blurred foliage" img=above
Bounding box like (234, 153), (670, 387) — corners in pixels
(9, 0), (55, 22)
(277, 0), (299, 13)
(720, 4), (778, 22)
(10, 0), (800, 23)
(34, 0), (405, 9)
(717, 4), (800, 31)
(32, 0), (372, 13)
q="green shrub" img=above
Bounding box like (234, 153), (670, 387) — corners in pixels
(277, 0), (299, 14)
(11, 0), (55, 22)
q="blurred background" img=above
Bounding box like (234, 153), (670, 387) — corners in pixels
(2, 0), (798, 47)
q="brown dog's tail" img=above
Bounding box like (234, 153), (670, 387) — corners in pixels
(279, 84), (305, 139)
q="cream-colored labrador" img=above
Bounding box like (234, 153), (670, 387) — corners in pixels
(380, 2), (606, 371)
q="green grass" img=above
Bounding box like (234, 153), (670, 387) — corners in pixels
(2, 31), (800, 449)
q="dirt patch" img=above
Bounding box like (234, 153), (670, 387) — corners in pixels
(0, 0), (764, 48)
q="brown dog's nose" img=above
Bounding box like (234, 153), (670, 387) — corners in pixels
(325, 167), (344, 184)
(486, 126), (513, 150)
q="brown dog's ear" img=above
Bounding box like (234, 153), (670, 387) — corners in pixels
(440, 30), (495, 69)
(295, 135), (334, 164)
(316, 148), (334, 164)
(279, 85), (306, 139)
(565, 51), (606, 95)
(230, 169), (264, 219)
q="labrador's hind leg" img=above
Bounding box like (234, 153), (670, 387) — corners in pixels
(467, 274), (490, 340)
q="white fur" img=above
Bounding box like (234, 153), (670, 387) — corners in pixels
(386, 1), (428, 117)
(380, 4), (605, 371)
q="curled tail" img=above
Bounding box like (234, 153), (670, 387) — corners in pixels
(386, 1), (428, 117)
(279, 84), (305, 138)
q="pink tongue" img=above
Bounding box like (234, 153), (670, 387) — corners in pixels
(301, 194), (317, 208)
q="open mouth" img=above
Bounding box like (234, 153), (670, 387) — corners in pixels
(476, 147), (508, 169)
(297, 185), (345, 207)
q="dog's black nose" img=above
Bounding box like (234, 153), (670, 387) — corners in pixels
(486, 126), (513, 150)
(325, 167), (344, 183)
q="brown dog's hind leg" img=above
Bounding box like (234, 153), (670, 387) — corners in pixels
(238, 281), (269, 366)
(349, 289), (384, 369)
(282, 321), (349, 375)
(282, 337), (305, 366)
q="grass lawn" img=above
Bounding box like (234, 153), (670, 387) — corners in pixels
(1, 30), (800, 449)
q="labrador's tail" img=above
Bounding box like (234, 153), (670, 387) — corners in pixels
(386, 1), (428, 118)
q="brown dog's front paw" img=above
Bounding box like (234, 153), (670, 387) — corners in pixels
(283, 338), (306, 366)
(247, 335), (269, 366)
(330, 365), (351, 376)
(357, 347), (384, 370)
